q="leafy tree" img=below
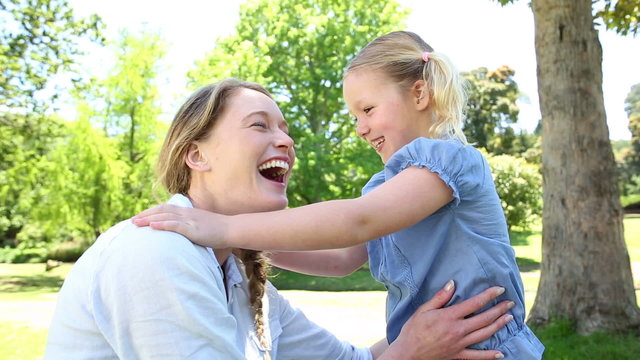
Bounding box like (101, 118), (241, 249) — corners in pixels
(188, 0), (409, 205)
(463, 66), (520, 153)
(496, 0), (640, 333)
(11, 29), (168, 252)
(78, 30), (168, 216)
(0, 0), (102, 246)
(26, 116), (128, 246)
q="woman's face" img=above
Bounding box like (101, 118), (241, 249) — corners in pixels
(193, 88), (295, 214)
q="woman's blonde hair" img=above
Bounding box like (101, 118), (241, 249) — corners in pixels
(345, 31), (468, 144)
(156, 78), (271, 350)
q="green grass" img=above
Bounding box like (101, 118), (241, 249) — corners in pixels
(534, 320), (640, 359)
(0, 322), (49, 360)
(270, 267), (384, 291)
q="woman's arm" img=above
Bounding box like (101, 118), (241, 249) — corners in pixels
(133, 166), (451, 251)
(269, 245), (368, 277)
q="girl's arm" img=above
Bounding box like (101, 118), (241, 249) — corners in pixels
(269, 245), (368, 277)
(133, 166), (452, 251)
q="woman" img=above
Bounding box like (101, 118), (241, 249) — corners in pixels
(45, 78), (513, 359)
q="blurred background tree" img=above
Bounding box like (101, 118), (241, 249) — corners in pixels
(0, 0), (103, 249)
(619, 83), (640, 197)
(187, 0), (409, 206)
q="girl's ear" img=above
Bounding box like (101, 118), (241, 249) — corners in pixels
(412, 80), (429, 110)
(185, 143), (211, 171)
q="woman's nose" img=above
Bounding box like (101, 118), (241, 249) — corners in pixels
(275, 129), (294, 149)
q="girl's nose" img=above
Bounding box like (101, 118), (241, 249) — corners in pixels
(356, 119), (370, 138)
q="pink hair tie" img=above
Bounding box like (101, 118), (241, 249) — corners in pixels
(422, 51), (431, 62)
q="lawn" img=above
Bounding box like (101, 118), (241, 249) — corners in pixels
(1, 217), (639, 359)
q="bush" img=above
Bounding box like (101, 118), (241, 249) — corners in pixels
(484, 152), (543, 231)
(0, 246), (47, 263)
(47, 240), (91, 262)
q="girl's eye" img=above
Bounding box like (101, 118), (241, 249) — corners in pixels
(363, 107), (373, 114)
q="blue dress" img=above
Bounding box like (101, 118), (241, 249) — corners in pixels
(363, 137), (544, 358)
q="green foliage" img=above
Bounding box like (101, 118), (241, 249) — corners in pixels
(188, 0), (409, 205)
(0, 0), (102, 247)
(622, 194), (640, 208)
(47, 240), (90, 262)
(2, 28), (167, 249)
(0, 246), (47, 263)
(26, 118), (128, 244)
(484, 151), (543, 230)
(463, 66), (520, 152)
(596, 0), (640, 36)
(618, 83), (640, 195)
(0, 0), (103, 110)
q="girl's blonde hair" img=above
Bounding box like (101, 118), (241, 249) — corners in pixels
(156, 78), (271, 350)
(345, 30), (468, 144)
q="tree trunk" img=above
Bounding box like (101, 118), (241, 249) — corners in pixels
(529, 0), (640, 334)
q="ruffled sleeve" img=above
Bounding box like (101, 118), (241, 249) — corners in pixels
(384, 137), (485, 206)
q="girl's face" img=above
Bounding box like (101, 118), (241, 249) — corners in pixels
(343, 68), (429, 163)
(193, 88), (295, 214)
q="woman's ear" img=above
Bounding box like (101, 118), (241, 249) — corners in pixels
(185, 143), (211, 171)
(412, 80), (429, 110)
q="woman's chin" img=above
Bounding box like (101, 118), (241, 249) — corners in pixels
(251, 195), (289, 212)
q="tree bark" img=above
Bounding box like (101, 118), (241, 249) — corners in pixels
(529, 0), (640, 334)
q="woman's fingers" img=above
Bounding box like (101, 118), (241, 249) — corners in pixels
(454, 348), (505, 359)
(415, 280), (456, 311)
(462, 312), (514, 347)
(448, 286), (505, 318)
(462, 299), (515, 334)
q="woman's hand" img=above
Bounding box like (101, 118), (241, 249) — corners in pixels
(378, 281), (513, 360)
(132, 204), (230, 248)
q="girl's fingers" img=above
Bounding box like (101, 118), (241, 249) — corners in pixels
(462, 313), (514, 347)
(149, 220), (184, 233)
(454, 348), (505, 359)
(132, 213), (180, 227)
(133, 204), (183, 219)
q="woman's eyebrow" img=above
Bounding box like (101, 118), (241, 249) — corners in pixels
(241, 110), (269, 122)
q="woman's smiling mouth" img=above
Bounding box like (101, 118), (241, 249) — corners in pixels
(258, 159), (290, 183)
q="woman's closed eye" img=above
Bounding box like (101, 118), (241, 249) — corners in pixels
(251, 121), (268, 129)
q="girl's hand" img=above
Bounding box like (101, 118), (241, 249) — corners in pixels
(379, 281), (513, 360)
(132, 204), (230, 248)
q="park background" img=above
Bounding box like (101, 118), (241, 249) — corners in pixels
(1, 0), (639, 358)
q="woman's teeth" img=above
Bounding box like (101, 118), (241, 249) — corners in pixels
(258, 160), (289, 172)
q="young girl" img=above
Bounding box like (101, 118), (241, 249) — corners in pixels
(133, 31), (544, 358)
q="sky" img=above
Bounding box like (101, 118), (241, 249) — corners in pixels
(67, 0), (640, 140)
